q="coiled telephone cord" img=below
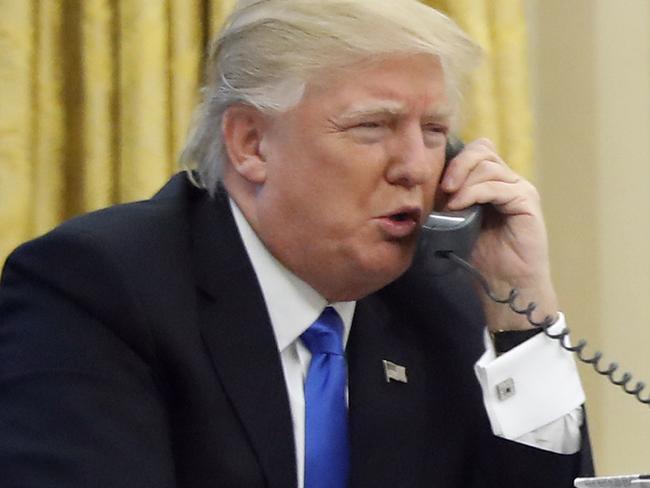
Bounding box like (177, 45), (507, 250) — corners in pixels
(439, 250), (650, 407)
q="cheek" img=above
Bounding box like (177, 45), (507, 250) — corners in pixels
(300, 157), (384, 217)
(325, 148), (390, 204)
(265, 133), (391, 233)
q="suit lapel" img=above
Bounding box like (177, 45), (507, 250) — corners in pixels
(190, 189), (297, 488)
(347, 293), (436, 487)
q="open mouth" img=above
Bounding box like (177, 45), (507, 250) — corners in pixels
(377, 208), (422, 238)
(391, 212), (410, 222)
(388, 209), (421, 223)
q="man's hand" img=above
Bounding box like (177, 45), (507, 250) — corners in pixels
(440, 138), (558, 331)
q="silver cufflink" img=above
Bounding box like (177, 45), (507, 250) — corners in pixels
(496, 378), (515, 401)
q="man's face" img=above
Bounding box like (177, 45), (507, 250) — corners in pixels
(251, 54), (450, 300)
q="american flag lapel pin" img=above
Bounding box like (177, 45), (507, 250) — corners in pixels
(382, 359), (408, 384)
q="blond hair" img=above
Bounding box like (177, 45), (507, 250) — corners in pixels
(182, 0), (482, 193)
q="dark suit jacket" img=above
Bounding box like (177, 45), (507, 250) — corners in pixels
(0, 173), (593, 487)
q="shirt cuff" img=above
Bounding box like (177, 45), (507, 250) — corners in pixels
(512, 407), (584, 454)
(474, 313), (585, 439)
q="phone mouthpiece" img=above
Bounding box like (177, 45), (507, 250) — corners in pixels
(414, 205), (482, 275)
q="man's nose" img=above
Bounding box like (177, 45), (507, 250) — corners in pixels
(385, 130), (440, 188)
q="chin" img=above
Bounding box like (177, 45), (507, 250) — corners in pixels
(358, 250), (414, 291)
(378, 240), (416, 272)
(325, 239), (416, 301)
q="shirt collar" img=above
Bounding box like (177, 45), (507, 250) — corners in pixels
(229, 199), (356, 352)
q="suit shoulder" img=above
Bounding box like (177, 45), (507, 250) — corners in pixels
(57, 174), (199, 250)
(1, 173), (207, 300)
(0, 174), (207, 357)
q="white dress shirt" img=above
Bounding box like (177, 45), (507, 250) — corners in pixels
(230, 200), (585, 488)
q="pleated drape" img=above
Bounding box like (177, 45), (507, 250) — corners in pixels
(0, 0), (533, 264)
(0, 1), (34, 263)
(0, 0), (210, 261)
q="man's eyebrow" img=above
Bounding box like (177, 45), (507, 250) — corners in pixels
(337, 102), (407, 120)
(423, 106), (453, 122)
(337, 102), (452, 122)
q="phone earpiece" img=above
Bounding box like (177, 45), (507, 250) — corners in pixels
(412, 137), (483, 275)
(444, 137), (465, 164)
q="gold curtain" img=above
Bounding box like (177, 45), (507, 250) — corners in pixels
(425, 0), (534, 178)
(0, 0), (533, 264)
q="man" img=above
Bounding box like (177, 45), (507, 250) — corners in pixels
(0, 0), (593, 486)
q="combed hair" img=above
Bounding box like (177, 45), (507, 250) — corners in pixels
(181, 0), (482, 194)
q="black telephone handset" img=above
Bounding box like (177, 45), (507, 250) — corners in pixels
(415, 138), (482, 274)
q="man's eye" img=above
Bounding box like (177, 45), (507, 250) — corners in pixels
(356, 122), (383, 129)
(423, 124), (448, 135)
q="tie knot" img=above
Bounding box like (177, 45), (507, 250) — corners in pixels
(301, 307), (345, 356)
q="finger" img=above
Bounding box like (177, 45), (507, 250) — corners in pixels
(460, 158), (520, 189)
(447, 179), (540, 215)
(470, 137), (498, 152)
(441, 138), (505, 192)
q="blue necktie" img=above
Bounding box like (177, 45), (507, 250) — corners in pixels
(301, 307), (350, 488)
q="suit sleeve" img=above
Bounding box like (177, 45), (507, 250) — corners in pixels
(469, 425), (593, 488)
(0, 229), (177, 487)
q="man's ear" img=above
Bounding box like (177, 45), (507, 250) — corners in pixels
(222, 105), (269, 184)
